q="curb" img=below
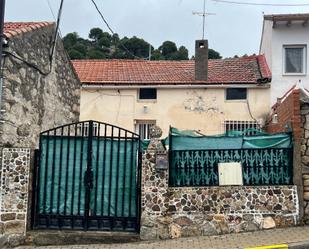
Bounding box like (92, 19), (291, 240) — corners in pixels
(289, 241), (309, 249)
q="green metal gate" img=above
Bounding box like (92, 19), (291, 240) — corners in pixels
(32, 121), (141, 232)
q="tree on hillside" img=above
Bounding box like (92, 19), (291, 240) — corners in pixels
(62, 28), (221, 61)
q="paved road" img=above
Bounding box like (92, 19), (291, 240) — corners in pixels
(18, 226), (309, 249)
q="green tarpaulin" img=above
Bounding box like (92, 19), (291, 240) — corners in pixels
(39, 137), (138, 217)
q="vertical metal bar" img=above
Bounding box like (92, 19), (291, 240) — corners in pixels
(70, 124), (78, 222)
(108, 127), (114, 218)
(78, 123), (85, 215)
(85, 121), (93, 230)
(128, 133), (134, 217)
(121, 131), (127, 218)
(100, 124), (107, 216)
(49, 129), (57, 214)
(56, 127), (64, 217)
(64, 126), (71, 216)
(94, 123), (101, 216)
(115, 129), (121, 217)
(135, 138), (142, 232)
(31, 149), (40, 229)
(42, 131), (50, 215)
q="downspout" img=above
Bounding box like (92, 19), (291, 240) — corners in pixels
(0, 0), (5, 116)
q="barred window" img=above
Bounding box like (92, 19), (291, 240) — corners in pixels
(135, 120), (156, 140)
(224, 120), (260, 135)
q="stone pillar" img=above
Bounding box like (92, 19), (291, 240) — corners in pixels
(301, 103), (309, 224)
(140, 126), (169, 240)
(0, 148), (31, 247)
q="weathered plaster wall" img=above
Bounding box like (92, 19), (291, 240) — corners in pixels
(0, 25), (80, 148)
(301, 103), (309, 224)
(141, 139), (299, 240)
(0, 148), (30, 248)
(80, 87), (270, 137)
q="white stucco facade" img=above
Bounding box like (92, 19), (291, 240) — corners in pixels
(80, 85), (270, 138)
(260, 18), (309, 105)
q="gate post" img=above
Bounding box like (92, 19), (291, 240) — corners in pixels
(0, 148), (31, 247)
(140, 126), (168, 240)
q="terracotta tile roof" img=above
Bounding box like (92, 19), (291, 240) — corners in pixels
(4, 22), (54, 38)
(72, 55), (271, 85)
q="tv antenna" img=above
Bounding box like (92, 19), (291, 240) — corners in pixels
(193, 0), (216, 40)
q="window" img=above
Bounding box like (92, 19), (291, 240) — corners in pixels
(284, 45), (306, 74)
(77, 123), (99, 136)
(224, 120), (260, 135)
(139, 88), (157, 100)
(135, 120), (156, 140)
(226, 88), (247, 100)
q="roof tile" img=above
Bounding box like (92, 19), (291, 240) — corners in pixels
(72, 55), (271, 85)
(4, 22), (54, 38)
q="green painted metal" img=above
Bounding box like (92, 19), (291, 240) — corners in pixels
(169, 148), (293, 187)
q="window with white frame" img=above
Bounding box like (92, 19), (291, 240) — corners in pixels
(283, 45), (306, 74)
(224, 120), (260, 135)
(135, 120), (156, 140)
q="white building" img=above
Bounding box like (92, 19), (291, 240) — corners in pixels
(260, 13), (309, 105)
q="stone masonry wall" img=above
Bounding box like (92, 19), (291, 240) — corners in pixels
(0, 24), (80, 148)
(140, 139), (299, 240)
(301, 103), (309, 224)
(0, 148), (30, 247)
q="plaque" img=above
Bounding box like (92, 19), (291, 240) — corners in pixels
(155, 152), (168, 170)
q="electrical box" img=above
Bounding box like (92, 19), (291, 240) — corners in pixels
(218, 162), (243, 186)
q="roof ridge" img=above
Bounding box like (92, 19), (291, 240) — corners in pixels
(4, 22), (54, 38)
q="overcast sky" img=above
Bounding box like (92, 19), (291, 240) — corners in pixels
(5, 0), (309, 58)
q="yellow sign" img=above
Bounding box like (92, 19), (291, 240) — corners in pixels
(244, 245), (288, 249)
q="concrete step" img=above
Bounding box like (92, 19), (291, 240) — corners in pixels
(26, 230), (140, 246)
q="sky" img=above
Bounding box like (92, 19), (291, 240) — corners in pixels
(5, 0), (309, 58)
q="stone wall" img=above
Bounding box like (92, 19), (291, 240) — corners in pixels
(0, 148), (30, 247)
(0, 24), (80, 148)
(141, 139), (299, 240)
(301, 102), (309, 224)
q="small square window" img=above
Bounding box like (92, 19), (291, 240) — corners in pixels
(284, 45), (306, 74)
(226, 88), (247, 100)
(139, 88), (157, 100)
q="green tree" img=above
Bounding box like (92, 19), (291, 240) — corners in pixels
(208, 49), (222, 59)
(67, 49), (84, 60)
(63, 32), (79, 48)
(88, 48), (106, 59)
(89, 28), (104, 43)
(159, 41), (177, 59)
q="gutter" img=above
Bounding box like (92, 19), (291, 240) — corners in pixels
(82, 83), (271, 90)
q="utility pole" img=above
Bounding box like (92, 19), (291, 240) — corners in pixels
(0, 0), (5, 72)
(193, 0), (215, 40)
(0, 0), (5, 116)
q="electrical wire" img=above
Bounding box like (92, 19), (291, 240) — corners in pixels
(4, 0), (65, 76)
(90, 0), (147, 60)
(211, 0), (309, 7)
(3, 51), (50, 76)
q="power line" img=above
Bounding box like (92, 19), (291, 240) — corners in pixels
(90, 0), (147, 60)
(211, 0), (309, 6)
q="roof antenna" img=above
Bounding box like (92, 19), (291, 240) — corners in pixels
(193, 0), (216, 39)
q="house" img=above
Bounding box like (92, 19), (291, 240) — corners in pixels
(0, 22), (80, 148)
(260, 13), (309, 105)
(73, 40), (271, 139)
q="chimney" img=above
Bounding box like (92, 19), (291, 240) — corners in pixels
(195, 40), (208, 81)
